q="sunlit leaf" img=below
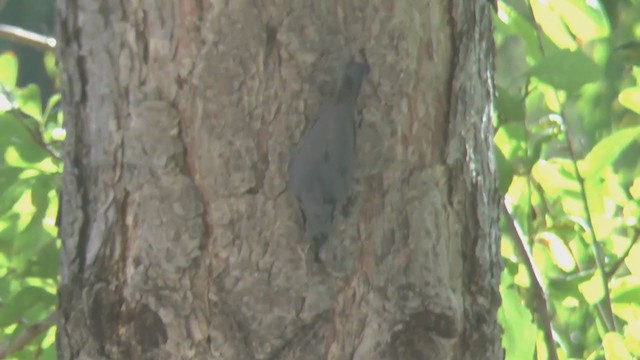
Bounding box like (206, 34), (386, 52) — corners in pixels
(530, 0), (577, 50)
(16, 84), (43, 121)
(0, 51), (18, 88)
(578, 271), (604, 305)
(495, 122), (526, 163)
(603, 332), (633, 360)
(43, 93), (61, 127)
(625, 244), (640, 276)
(43, 51), (58, 81)
(624, 321), (640, 356)
(554, 0), (610, 42)
(495, 144), (514, 194)
(498, 271), (537, 360)
(536, 231), (575, 272)
(579, 126), (640, 179)
(532, 159), (580, 195)
(0, 180), (31, 215)
(622, 202), (639, 226)
(0, 113), (51, 165)
(40, 331), (58, 360)
(631, 178), (640, 200)
(611, 277), (640, 324)
(584, 178), (615, 240)
(618, 87), (640, 114)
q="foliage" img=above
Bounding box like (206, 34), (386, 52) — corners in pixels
(0, 50), (61, 359)
(494, 0), (640, 359)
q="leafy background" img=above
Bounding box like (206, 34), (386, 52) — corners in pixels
(0, 0), (639, 358)
(0, 51), (60, 358)
(495, 0), (640, 359)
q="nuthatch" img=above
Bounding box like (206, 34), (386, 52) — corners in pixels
(288, 60), (369, 260)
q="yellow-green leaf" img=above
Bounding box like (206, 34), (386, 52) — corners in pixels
(579, 126), (640, 179)
(578, 271), (604, 304)
(603, 332), (632, 360)
(618, 87), (640, 114)
(0, 51), (18, 88)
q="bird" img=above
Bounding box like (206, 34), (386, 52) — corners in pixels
(288, 60), (370, 260)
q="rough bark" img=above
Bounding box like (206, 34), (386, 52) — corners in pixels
(56, 0), (500, 359)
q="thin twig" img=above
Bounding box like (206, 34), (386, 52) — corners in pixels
(0, 311), (57, 358)
(557, 103), (617, 333)
(502, 201), (559, 360)
(0, 24), (56, 51)
(526, 0), (617, 334)
(606, 229), (640, 279)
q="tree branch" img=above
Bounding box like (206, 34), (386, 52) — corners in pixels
(0, 311), (57, 358)
(0, 24), (56, 51)
(557, 102), (617, 333)
(502, 200), (559, 360)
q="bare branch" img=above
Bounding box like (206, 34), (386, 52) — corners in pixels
(0, 24), (56, 51)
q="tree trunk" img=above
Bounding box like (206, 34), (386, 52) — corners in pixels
(56, 1), (501, 359)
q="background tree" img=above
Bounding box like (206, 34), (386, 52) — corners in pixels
(55, 0), (499, 359)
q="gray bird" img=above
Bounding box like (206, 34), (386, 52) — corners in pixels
(288, 60), (370, 260)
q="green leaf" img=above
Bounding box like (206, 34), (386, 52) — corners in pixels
(22, 240), (59, 279)
(531, 159), (580, 196)
(39, 342), (58, 360)
(528, 50), (600, 93)
(494, 144), (514, 194)
(496, 86), (526, 124)
(554, 0), (610, 42)
(536, 231), (575, 272)
(579, 126), (640, 179)
(0, 212), (20, 252)
(498, 271), (537, 360)
(31, 175), (52, 211)
(625, 243), (640, 276)
(0, 286), (55, 327)
(0, 165), (24, 192)
(494, 122), (526, 163)
(0, 112), (26, 144)
(0, 180), (31, 215)
(611, 277), (640, 304)
(577, 271), (604, 305)
(530, 0), (577, 49)
(14, 212), (50, 259)
(618, 87), (640, 114)
(603, 332), (632, 360)
(0, 51), (18, 88)
(43, 93), (61, 127)
(43, 51), (58, 80)
(624, 321), (640, 356)
(584, 178), (614, 240)
(16, 84), (43, 121)
(0, 113), (49, 164)
(495, 2), (549, 60)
